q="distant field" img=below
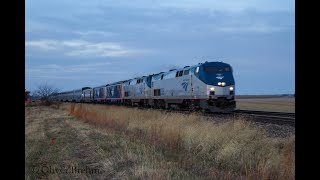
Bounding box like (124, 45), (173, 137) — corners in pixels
(236, 97), (295, 113)
(236, 95), (294, 99)
(26, 104), (294, 179)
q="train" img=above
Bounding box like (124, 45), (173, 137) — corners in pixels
(50, 61), (236, 112)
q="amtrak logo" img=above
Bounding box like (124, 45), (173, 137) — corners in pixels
(181, 82), (189, 91)
(216, 73), (224, 80)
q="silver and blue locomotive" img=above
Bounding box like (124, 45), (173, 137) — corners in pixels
(51, 61), (236, 112)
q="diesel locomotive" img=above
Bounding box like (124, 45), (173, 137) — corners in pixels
(51, 61), (236, 112)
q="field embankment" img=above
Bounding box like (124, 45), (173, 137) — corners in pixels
(26, 103), (295, 179)
(236, 97), (295, 113)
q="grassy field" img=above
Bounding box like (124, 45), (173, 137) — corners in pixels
(26, 103), (295, 179)
(236, 97), (295, 113)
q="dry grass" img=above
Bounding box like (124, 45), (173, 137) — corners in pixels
(58, 103), (295, 179)
(26, 106), (202, 179)
(236, 97), (295, 113)
(25, 100), (62, 107)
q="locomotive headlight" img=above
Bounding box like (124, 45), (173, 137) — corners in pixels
(218, 82), (222, 85)
(210, 87), (215, 91)
(221, 82), (226, 86)
(229, 86), (234, 91)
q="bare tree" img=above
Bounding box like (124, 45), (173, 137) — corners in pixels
(25, 89), (30, 101)
(33, 83), (59, 105)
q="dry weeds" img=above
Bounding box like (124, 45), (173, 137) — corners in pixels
(57, 103), (295, 179)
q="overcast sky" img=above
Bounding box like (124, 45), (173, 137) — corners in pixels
(26, 0), (295, 95)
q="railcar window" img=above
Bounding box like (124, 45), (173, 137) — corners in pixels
(204, 67), (231, 72)
(195, 67), (199, 73)
(161, 74), (164, 80)
(178, 70), (183, 77)
(176, 71), (179, 77)
(183, 70), (189, 75)
(221, 67), (230, 72)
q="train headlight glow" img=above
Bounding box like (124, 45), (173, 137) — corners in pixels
(229, 86), (234, 91)
(221, 82), (226, 86)
(210, 87), (215, 91)
(218, 82), (222, 85)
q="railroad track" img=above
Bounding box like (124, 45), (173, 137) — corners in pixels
(234, 110), (295, 126)
(134, 107), (295, 126)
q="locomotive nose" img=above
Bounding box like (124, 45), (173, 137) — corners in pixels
(209, 86), (234, 96)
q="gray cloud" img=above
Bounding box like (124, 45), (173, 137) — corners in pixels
(26, 39), (151, 57)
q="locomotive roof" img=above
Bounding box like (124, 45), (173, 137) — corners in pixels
(93, 84), (108, 89)
(82, 87), (92, 90)
(108, 81), (122, 86)
(201, 61), (231, 66)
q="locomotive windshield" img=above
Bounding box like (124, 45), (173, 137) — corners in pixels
(204, 67), (231, 72)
